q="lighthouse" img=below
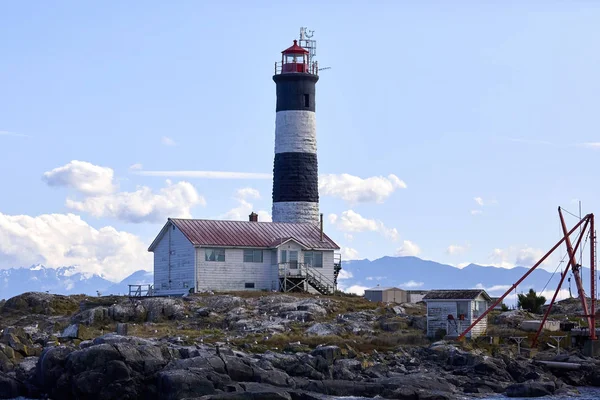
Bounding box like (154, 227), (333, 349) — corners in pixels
(272, 31), (320, 225)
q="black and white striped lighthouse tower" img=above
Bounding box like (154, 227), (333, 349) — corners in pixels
(272, 29), (320, 225)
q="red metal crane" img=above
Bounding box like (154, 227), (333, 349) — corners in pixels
(457, 207), (597, 345)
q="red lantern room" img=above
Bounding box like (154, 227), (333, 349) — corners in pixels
(279, 40), (310, 74)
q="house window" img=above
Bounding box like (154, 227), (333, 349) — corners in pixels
(243, 249), (263, 263)
(304, 251), (323, 268)
(245, 282), (255, 289)
(205, 248), (225, 262)
(280, 250), (287, 264)
(304, 94), (310, 107)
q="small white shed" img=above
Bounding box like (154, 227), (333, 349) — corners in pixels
(423, 289), (491, 339)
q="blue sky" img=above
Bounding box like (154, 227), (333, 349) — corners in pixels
(1, 1), (600, 281)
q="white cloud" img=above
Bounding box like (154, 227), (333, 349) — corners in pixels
(486, 245), (550, 269)
(580, 142), (600, 149)
(0, 130), (28, 137)
(399, 280), (424, 288)
(471, 210), (483, 216)
(161, 136), (176, 146)
(341, 247), (359, 260)
(515, 247), (545, 267)
(474, 197), (484, 206)
(446, 244), (469, 255)
(343, 233), (354, 241)
(475, 283), (512, 293)
(337, 269), (353, 280)
(396, 240), (421, 257)
(329, 210), (399, 241)
(366, 276), (386, 281)
(133, 170), (272, 179)
(344, 285), (369, 296)
(43, 160), (116, 195)
(66, 180), (205, 223)
(319, 173), (407, 204)
(219, 188), (271, 222)
(129, 163), (143, 170)
(0, 212), (151, 281)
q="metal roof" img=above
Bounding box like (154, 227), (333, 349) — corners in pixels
(282, 40), (309, 54)
(365, 287), (404, 292)
(423, 290), (491, 301)
(148, 218), (340, 251)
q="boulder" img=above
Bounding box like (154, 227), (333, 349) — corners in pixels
(310, 346), (341, 365)
(3, 292), (79, 315)
(0, 371), (23, 399)
(141, 298), (186, 322)
(506, 381), (556, 397)
(304, 323), (342, 337)
(157, 369), (216, 400)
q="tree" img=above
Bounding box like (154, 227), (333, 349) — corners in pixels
(517, 289), (546, 313)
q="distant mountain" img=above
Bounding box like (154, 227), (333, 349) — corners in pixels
(0, 265), (114, 300)
(0, 256), (585, 303)
(340, 256), (586, 302)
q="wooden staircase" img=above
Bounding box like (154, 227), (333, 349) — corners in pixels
(278, 259), (338, 295)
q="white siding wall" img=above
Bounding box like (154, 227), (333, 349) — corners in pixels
(471, 294), (489, 338)
(196, 248), (278, 292)
(304, 249), (335, 294)
(153, 223), (196, 296)
(426, 297), (489, 338)
(426, 301), (458, 337)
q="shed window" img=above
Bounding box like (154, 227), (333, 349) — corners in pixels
(304, 251), (323, 268)
(245, 282), (255, 289)
(243, 249), (263, 263)
(457, 301), (469, 320)
(205, 248), (225, 262)
(473, 300), (487, 318)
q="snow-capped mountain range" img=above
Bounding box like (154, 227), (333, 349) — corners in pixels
(0, 256), (582, 302)
(0, 265), (153, 300)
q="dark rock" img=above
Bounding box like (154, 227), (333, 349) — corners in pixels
(34, 345), (74, 391)
(116, 323), (128, 336)
(0, 371), (23, 399)
(506, 381), (556, 397)
(310, 346), (341, 365)
(158, 369), (216, 400)
(3, 292), (79, 315)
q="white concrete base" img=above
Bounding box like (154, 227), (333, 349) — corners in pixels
(272, 202), (319, 225)
(275, 110), (317, 154)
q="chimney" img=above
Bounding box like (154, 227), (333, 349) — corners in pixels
(249, 212), (259, 222)
(320, 213), (324, 241)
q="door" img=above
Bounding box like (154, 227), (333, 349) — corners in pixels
(289, 251), (298, 269)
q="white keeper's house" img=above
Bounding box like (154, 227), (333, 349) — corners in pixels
(148, 213), (341, 296)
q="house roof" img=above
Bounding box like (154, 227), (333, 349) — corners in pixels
(423, 290), (491, 301)
(365, 286), (404, 292)
(148, 218), (340, 251)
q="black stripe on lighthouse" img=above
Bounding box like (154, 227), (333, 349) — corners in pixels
(272, 72), (320, 224)
(272, 153), (319, 202)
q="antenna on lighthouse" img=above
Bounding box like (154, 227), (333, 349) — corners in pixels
(299, 27), (317, 64)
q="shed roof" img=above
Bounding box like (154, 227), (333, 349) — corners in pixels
(148, 218), (340, 251)
(423, 290), (491, 301)
(365, 286), (404, 292)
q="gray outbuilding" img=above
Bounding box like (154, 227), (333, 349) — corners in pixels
(364, 286), (408, 303)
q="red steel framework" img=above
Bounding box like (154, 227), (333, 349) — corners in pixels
(457, 207), (597, 345)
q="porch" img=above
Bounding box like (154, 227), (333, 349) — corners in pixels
(277, 262), (335, 295)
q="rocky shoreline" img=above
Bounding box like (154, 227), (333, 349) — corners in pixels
(1, 292), (600, 399)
